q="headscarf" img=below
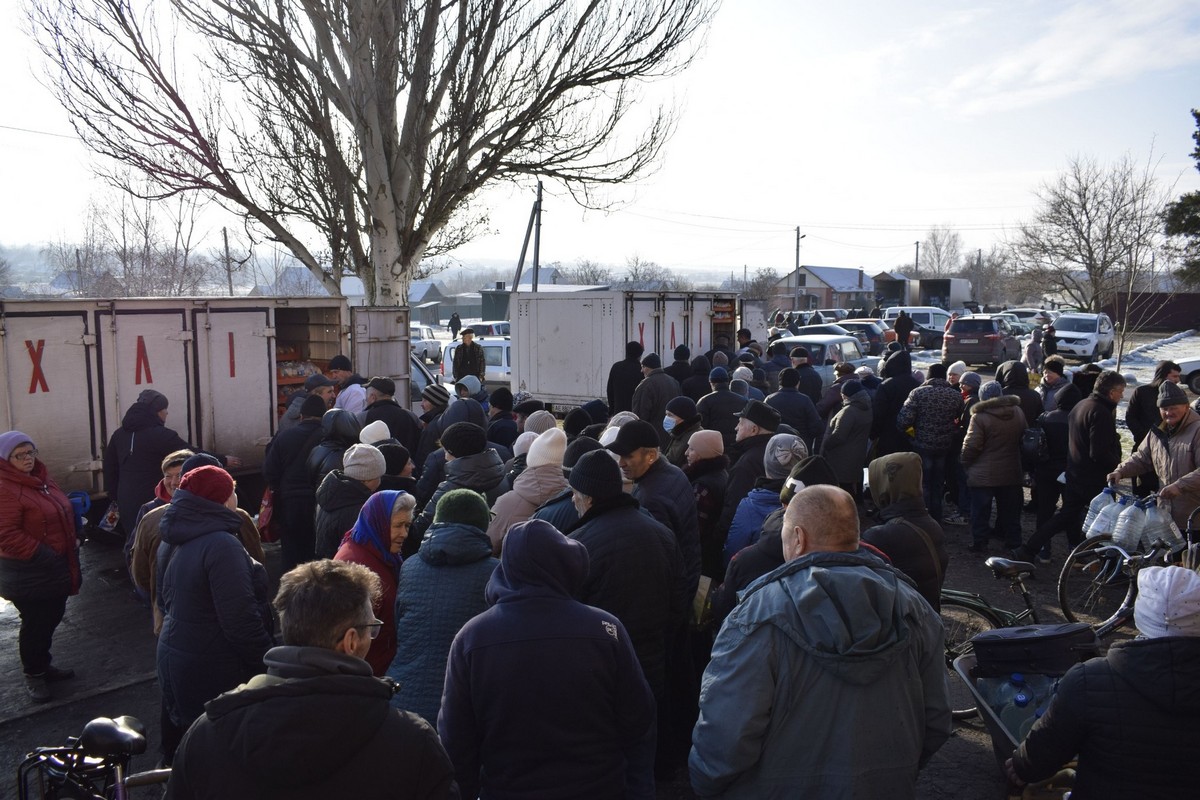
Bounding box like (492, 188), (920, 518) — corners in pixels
(345, 490), (408, 572)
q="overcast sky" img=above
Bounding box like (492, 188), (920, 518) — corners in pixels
(2, 0), (1198, 279)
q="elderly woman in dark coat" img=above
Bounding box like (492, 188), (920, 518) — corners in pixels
(0, 431), (80, 703)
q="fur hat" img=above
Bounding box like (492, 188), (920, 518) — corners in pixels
(359, 420), (392, 445)
(434, 488), (491, 532)
(342, 443), (386, 481)
(441, 422), (488, 458)
(527, 428), (568, 469)
(736, 400), (781, 432)
(178, 465), (234, 504)
(422, 383), (450, 408)
(1134, 566), (1200, 638)
(524, 410), (557, 435)
(687, 429), (724, 460)
(568, 449), (624, 501)
(763, 434), (809, 480)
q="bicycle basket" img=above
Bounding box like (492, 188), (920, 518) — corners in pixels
(17, 748), (122, 800)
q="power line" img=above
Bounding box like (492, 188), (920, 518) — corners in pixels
(0, 123), (79, 141)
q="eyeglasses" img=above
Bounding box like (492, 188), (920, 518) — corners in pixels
(10, 449), (38, 461)
(355, 619), (385, 640)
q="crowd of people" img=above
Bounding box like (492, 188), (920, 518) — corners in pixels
(3, 321), (1200, 798)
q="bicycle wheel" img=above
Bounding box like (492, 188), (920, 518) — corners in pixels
(1058, 535), (1134, 634)
(940, 598), (1003, 720)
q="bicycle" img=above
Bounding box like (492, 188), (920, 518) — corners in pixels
(940, 555), (1041, 720)
(17, 715), (171, 800)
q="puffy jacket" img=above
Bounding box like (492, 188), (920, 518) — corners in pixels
(793, 364), (823, 405)
(765, 388), (823, 451)
(156, 489), (273, 728)
(872, 350), (919, 456)
(314, 471), (374, 559)
(960, 395), (1026, 487)
(168, 646), (456, 800)
(486, 413), (518, 449)
(530, 489), (580, 533)
(412, 449), (506, 542)
(997, 360), (1044, 427)
(0, 459), (80, 601)
(896, 378), (964, 453)
(632, 369), (682, 449)
(711, 510), (784, 625)
(333, 538), (399, 676)
(634, 457), (701, 599)
(815, 375), (852, 420)
(723, 482), (783, 566)
(690, 550), (952, 798)
(821, 391), (873, 484)
(663, 416), (703, 468)
(697, 388), (746, 448)
(716, 433), (774, 566)
(103, 401), (194, 532)
(306, 410), (363, 491)
(1012, 636), (1200, 799)
(1068, 393), (1122, 488)
(486, 462), (568, 552)
(387, 521), (497, 725)
(1113, 407), (1200, 530)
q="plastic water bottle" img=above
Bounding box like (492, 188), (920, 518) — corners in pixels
(1084, 487), (1117, 532)
(1019, 707), (1045, 740)
(1141, 500), (1182, 549)
(1112, 498), (1147, 551)
(1000, 691), (1035, 737)
(981, 673), (1027, 716)
(1089, 494), (1126, 539)
(1021, 674), (1055, 707)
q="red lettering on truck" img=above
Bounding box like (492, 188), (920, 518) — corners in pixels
(135, 335), (153, 384)
(228, 331), (236, 378)
(25, 339), (49, 393)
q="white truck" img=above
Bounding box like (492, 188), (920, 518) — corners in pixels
(0, 297), (432, 496)
(510, 289), (740, 410)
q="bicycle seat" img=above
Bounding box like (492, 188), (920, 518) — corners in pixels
(985, 556), (1035, 578)
(80, 716), (147, 757)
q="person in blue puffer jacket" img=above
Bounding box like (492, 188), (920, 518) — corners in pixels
(722, 434), (807, 566)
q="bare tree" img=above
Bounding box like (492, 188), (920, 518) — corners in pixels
(617, 255), (692, 291)
(959, 245), (1011, 306)
(742, 266), (780, 300)
(918, 225), (963, 277)
(0, 252), (11, 286)
(564, 258), (613, 285)
(31, 0), (716, 305)
(1011, 154), (1171, 312)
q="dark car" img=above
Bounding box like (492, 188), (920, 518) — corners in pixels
(941, 315), (1020, 367)
(837, 319), (886, 355)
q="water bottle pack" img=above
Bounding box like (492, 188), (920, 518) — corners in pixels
(1141, 499), (1185, 550)
(1111, 497), (1146, 551)
(1088, 493), (1126, 539)
(977, 672), (1057, 740)
(1083, 487), (1118, 535)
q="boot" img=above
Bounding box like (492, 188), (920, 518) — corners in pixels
(25, 673), (51, 703)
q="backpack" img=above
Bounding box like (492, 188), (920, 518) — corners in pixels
(1020, 426), (1048, 469)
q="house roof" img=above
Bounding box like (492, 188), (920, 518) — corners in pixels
(804, 266), (873, 293)
(516, 267), (564, 286)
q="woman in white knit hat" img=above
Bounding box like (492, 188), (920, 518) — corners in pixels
(487, 429), (568, 553)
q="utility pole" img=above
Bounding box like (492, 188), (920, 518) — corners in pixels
(794, 226), (806, 310)
(532, 180), (543, 291)
(913, 241), (920, 277)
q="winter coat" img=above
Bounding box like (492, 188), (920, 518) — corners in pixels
(689, 550), (952, 799)
(816, 375), (853, 421)
(168, 646), (456, 800)
(416, 401), (489, 493)
(333, 373), (368, 415)
(566, 494), (688, 694)
(716, 433), (775, 561)
(1012, 636), (1200, 800)
(607, 349), (645, 413)
(387, 521), (497, 725)
(306, 409), (362, 491)
(997, 360), (1044, 427)
(362, 399), (422, 455)
(1039, 374), (1082, 414)
(822, 391), (874, 484)
(1038, 408), (1072, 472)
(896, 378), (964, 454)
(765, 388), (823, 451)
(960, 395), (1027, 488)
(1113, 407), (1200, 530)
(665, 357), (693, 385)
(1022, 327), (1044, 374)
(685, 456), (729, 580)
(1124, 366), (1177, 446)
(451, 340), (486, 382)
(438, 522), (654, 800)
(486, 413), (518, 449)
(681, 356), (715, 402)
(723, 481), (784, 566)
(413, 407), (445, 474)
(486, 462), (568, 552)
(412, 449), (506, 542)
(103, 401), (194, 533)
(314, 471), (375, 559)
(795, 364), (824, 405)
(1068, 393), (1122, 489)
(631, 368), (682, 449)
(156, 489), (274, 728)
(633, 457), (702, 598)
(698, 387), (747, 448)
(892, 312), (915, 343)
(333, 538), (399, 676)
(711, 511), (783, 625)
(263, 419), (324, 499)
(663, 416), (703, 468)
(872, 350), (919, 456)
(0, 459), (80, 601)
(862, 455), (948, 611)
(530, 489), (580, 533)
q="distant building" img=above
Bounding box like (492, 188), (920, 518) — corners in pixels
(248, 266), (331, 297)
(773, 266), (875, 311)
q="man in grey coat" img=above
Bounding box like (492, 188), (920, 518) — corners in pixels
(631, 353), (681, 449)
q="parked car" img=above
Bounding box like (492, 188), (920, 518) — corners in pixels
(1051, 313), (1115, 362)
(834, 319), (887, 355)
(469, 320), (510, 336)
(790, 323), (871, 351)
(769, 334), (871, 388)
(883, 306), (952, 348)
(942, 315), (1021, 368)
(440, 336), (512, 393)
(812, 308), (850, 321)
(1007, 307), (1058, 326)
(410, 324), (442, 364)
(993, 313), (1033, 337)
(1176, 356), (1200, 395)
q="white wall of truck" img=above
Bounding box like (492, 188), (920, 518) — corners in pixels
(0, 297), (416, 497)
(510, 290), (740, 410)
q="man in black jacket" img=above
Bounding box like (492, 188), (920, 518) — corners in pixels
(607, 341), (645, 413)
(451, 328), (486, 383)
(697, 367), (746, 448)
(765, 368), (822, 452)
(664, 345), (693, 385)
(264, 395), (328, 570)
(362, 377), (421, 454)
(715, 401), (781, 576)
(167, 559), (457, 800)
(789, 348), (824, 405)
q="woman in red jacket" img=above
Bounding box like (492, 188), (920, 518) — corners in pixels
(334, 490), (414, 675)
(0, 431), (81, 703)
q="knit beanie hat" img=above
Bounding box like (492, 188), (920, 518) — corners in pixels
(441, 422), (488, 458)
(178, 465), (234, 504)
(673, 345), (690, 361)
(180, 453), (221, 475)
(687, 429), (723, 460)
(666, 396), (698, 421)
(366, 377), (396, 396)
(582, 399), (610, 425)
(641, 353), (662, 370)
(778, 368), (800, 388)
(512, 431), (538, 457)
(434, 488), (491, 532)
(0, 431), (34, 460)
(524, 410), (557, 435)
(527, 428), (568, 469)
(708, 366), (729, 383)
(342, 443), (386, 481)
(138, 389), (169, 413)
(961, 372), (983, 390)
(359, 420), (392, 445)
(563, 436), (603, 471)
(568, 449), (624, 501)
(841, 379), (863, 397)
(1134, 566), (1200, 638)
(928, 362), (948, 380)
(328, 354), (353, 372)
(489, 386), (514, 412)
(422, 383), (450, 408)
(300, 394), (328, 419)
(1158, 381), (1189, 408)
(980, 380), (1003, 401)
(563, 407), (592, 438)
(712, 351), (729, 367)
(947, 361), (968, 378)
(376, 441), (411, 475)
(732, 366), (754, 382)
(763, 434), (809, 480)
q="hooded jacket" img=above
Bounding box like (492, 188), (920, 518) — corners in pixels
(690, 549), (952, 798)
(156, 489), (274, 728)
(486, 462), (569, 552)
(821, 390), (874, 484)
(862, 454), (949, 611)
(314, 471), (375, 560)
(1125, 363), (1178, 446)
(387, 521), (497, 725)
(438, 521), (654, 800)
(872, 350), (919, 456)
(896, 377), (964, 454)
(412, 449), (506, 542)
(1068, 391), (1122, 488)
(306, 409), (363, 491)
(682, 356), (715, 402)
(1013, 636), (1200, 799)
(1113, 407), (1200, 530)
(723, 478), (784, 566)
(103, 401), (194, 532)
(960, 395), (1027, 488)
(685, 455), (730, 579)
(997, 360), (1044, 427)
(167, 646), (457, 800)
(663, 415), (704, 468)
(0, 458), (80, 601)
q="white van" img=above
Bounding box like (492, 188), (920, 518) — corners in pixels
(883, 306), (953, 329)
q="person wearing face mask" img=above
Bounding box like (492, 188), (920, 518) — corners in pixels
(662, 396), (704, 468)
(334, 491), (416, 676)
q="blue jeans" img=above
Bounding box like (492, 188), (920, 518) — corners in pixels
(970, 485), (1023, 548)
(917, 447), (948, 522)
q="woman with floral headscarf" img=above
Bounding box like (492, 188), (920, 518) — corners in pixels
(334, 490), (416, 674)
